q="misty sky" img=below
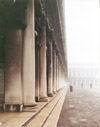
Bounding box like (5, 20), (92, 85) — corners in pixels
(65, 0), (99, 68)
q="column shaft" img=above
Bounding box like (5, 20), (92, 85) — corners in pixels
(47, 41), (53, 97)
(39, 26), (48, 102)
(53, 50), (57, 93)
(23, 0), (36, 106)
(56, 55), (59, 91)
(59, 62), (62, 89)
(35, 46), (40, 101)
(58, 60), (60, 90)
(5, 29), (22, 107)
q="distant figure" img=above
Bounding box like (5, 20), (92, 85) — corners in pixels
(90, 83), (92, 89)
(69, 84), (73, 92)
(81, 83), (83, 88)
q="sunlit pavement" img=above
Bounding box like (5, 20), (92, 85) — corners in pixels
(57, 86), (100, 127)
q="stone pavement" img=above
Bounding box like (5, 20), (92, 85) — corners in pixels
(23, 87), (67, 127)
(57, 86), (100, 127)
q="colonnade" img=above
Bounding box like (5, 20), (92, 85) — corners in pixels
(0, 0), (67, 111)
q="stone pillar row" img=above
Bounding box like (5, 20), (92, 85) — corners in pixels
(3, 0), (66, 111)
(4, 0), (36, 111)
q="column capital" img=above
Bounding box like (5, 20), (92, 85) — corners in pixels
(35, 42), (41, 50)
(47, 28), (53, 42)
(39, 15), (47, 27)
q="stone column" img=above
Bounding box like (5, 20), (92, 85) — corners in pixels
(57, 59), (59, 90)
(35, 44), (40, 102)
(56, 55), (58, 91)
(58, 61), (61, 89)
(53, 49), (57, 93)
(47, 40), (53, 97)
(4, 29), (23, 111)
(0, 34), (4, 104)
(23, 0), (36, 106)
(59, 62), (62, 89)
(39, 26), (48, 102)
(58, 57), (60, 90)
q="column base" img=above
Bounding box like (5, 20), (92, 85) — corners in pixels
(39, 97), (48, 102)
(35, 97), (40, 102)
(48, 93), (53, 97)
(53, 91), (57, 94)
(23, 102), (37, 107)
(23, 102), (38, 111)
(3, 104), (23, 112)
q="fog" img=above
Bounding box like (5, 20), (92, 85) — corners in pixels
(65, 0), (100, 69)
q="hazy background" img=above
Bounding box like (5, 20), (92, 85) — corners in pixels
(65, 0), (100, 68)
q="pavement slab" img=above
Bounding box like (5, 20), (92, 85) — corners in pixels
(25, 88), (67, 127)
(57, 87), (100, 127)
(43, 88), (67, 127)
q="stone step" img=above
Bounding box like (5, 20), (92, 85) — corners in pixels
(23, 88), (67, 127)
(43, 88), (67, 127)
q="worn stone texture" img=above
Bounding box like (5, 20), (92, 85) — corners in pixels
(5, 29), (22, 104)
(23, 0), (36, 106)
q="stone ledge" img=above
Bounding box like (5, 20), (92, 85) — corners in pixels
(22, 87), (66, 127)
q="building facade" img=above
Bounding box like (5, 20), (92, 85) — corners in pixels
(68, 68), (100, 87)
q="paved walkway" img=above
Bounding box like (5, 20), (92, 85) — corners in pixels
(57, 86), (100, 127)
(0, 88), (66, 127)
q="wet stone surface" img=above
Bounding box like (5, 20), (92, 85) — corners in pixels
(57, 87), (100, 127)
